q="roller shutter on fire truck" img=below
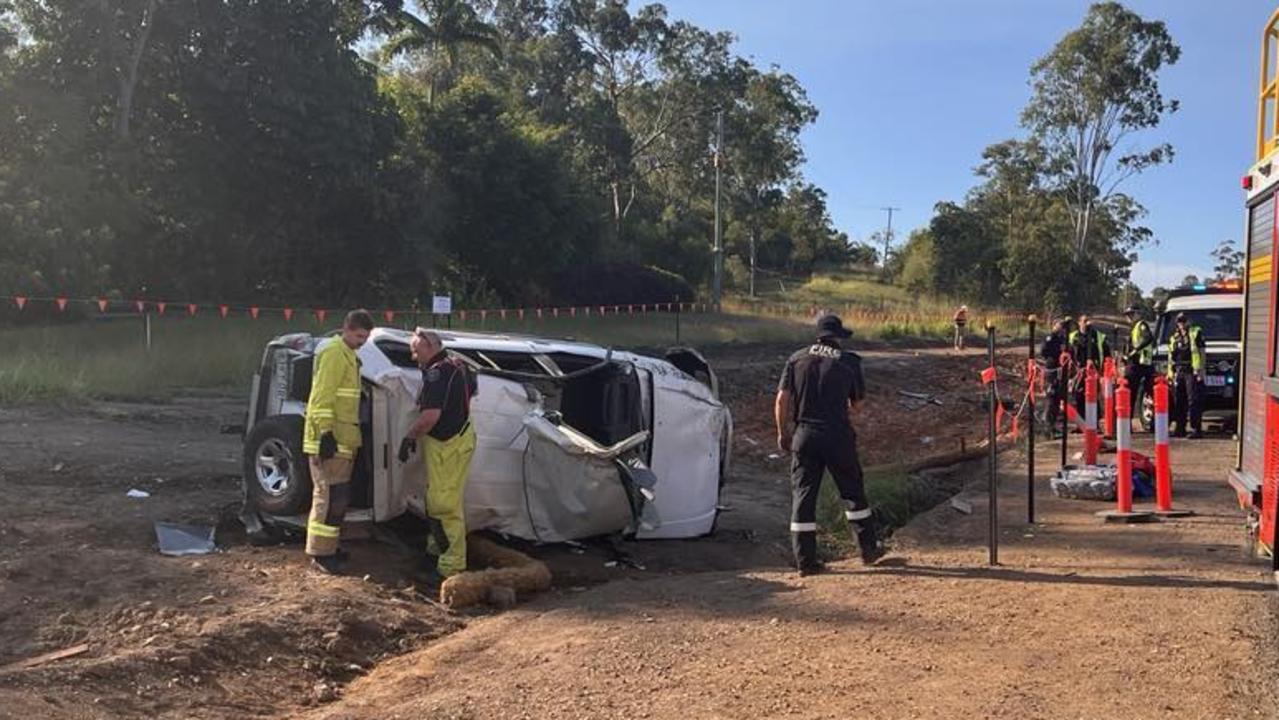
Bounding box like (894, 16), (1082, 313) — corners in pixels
(1240, 193), (1273, 489)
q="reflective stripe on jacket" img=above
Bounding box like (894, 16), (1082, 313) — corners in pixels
(303, 337), (363, 458)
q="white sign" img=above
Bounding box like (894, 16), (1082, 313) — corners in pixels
(432, 295), (452, 315)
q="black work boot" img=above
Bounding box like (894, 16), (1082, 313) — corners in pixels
(854, 517), (887, 566)
(309, 554), (344, 575)
(797, 561), (827, 577)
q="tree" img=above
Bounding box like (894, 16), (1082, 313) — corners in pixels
(896, 229), (935, 295)
(1210, 238), (1244, 281)
(381, 0), (502, 102)
(1180, 274), (1201, 288)
(1022, 2), (1179, 259)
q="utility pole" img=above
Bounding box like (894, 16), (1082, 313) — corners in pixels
(749, 231), (756, 299)
(712, 108), (724, 312)
(880, 206), (901, 269)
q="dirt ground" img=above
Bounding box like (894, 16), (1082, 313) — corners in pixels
(1, 341), (1274, 719)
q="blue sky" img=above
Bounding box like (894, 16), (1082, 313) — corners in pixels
(661, 0), (1273, 291)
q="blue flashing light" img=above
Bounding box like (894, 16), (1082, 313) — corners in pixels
(1228, 377), (1235, 384)
(1192, 284), (1207, 291)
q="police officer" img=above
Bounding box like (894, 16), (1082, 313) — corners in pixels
(303, 309), (374, 574)
(1123, 303), (1155, 418)
(1069, 314), (1110, 417)
(1039, 318), (1069, 437)
(399, 328), (478, 582)
(775, 314), (885, 575)
(1167, 312), (1206, 438)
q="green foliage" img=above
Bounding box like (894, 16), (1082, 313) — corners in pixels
(902, 2), (1175, 315)
(896, 229), (936, 295)
(1210, 239), (1244, 282)
(0, 0), (841, 311)
(1022, 1), (1179, 258)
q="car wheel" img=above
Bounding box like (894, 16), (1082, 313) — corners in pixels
(1138, 384), (1155, 432)
(243, 415), (312, 516)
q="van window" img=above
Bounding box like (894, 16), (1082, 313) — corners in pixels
(1158, 308), (1243, 343)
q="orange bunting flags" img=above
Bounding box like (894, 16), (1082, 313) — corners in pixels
(980, 367), (997, 385)
(315, 309), (328, 323)
(157, 301), (166, 315)
(219, 305), (229, 319)
(135, 300), (145, 313)
(188, 303), (198, 317)
(56, 297), (68, 311)
(14, 296), (26, 310)
(249, 306), (260, 320)
(995, 401), (1006, 433)
(97, 298), (109, 313)
(383, 309), (395, 323)
(283, 308), (294, 322)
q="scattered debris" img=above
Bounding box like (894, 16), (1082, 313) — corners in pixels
(742, 436), (760, 446)
(920, 436), (934, 445)
(126, 488), (150, 499)
(51, 462), (65, 473)
(896, 390), (944, 412)
(767, 453), (783, 461)
(3, 643), (90, 670)
(155, 522), (216, 557)
(949, 498), (973, 515)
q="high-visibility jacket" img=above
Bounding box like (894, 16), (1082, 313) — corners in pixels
(1167, 326), (1206, 377)
(303, 337), (363, 459)
(1068, 329), (1109, 367)
(1129, 319), (1154, 366)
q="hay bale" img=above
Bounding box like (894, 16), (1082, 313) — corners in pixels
(438, 535), (553, 609)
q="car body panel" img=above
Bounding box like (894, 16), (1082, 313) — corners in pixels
(242, 327), (732, 542)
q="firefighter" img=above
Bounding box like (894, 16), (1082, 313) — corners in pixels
(303, 309), (374, 574)
(1167, 312), (1207, 438)
(399, 328), (478, 583)
(1069, 314), (1110, 418)
(953, 305), (969, 351)
(1123, 303), (1155, 419)
(1039, 318), (1070, 437)
(775, 314), (886, 575)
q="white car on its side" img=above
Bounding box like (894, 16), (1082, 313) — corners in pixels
(238, 327), (732, 543)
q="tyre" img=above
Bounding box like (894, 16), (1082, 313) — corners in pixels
(243, 415), (311, 516)
(1137, 383), (1154, 432)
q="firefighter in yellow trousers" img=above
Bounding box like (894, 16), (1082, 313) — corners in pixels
(302, 309), (374, 574)
(399, 328), (477, 584)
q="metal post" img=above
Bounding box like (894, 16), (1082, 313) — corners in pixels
(675, 296), (681, 345)
(749, 232), (756, 299)
(987, 322), (999, 566)
(1027, 315), (1036, 524)
(144, 311), (152, 352)
(712, 108), (724, 312)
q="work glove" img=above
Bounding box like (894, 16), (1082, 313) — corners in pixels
(398, 437), (417, 463)
(318, 432), (337, 460)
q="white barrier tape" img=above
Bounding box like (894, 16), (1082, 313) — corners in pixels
(790, 522), (817, 532)
(845, 508), (873, 521)
(1154, 413), (1169, 444)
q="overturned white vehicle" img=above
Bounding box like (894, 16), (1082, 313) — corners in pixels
(240, 328), (732, 542)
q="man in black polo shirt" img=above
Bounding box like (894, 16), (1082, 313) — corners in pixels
(398, 329), (477, 580)
(775, 314), (886, 575)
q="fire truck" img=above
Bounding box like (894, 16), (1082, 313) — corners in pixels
(1231, 8), (1279, 568)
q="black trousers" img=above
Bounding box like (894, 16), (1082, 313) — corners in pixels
(1125, 364), (1153, 417)
(1044, 367), (1062, 434)
(1170, 369), (1203, 434)
(789, 424), (875, 569)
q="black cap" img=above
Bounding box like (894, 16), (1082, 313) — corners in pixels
(1124, 304), (1141, 315)
(816, 314), (852, 339)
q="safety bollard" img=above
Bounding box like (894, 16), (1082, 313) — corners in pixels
(1102, 357), (1116, 439)
(1084, 362), (1099, 465)
(1152, 376), (1194, 518)
(1097, 380), (1153, 522)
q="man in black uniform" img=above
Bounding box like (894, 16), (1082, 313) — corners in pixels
(1040, 318), (1070, 437)
(399, 329), (478, 580)
(775, 314), (886, 575)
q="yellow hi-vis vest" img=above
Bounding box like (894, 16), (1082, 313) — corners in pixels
(1166, 326), (1206, 377)
(303, 337), (363, 459)
(1130, 320), (1154, 366)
